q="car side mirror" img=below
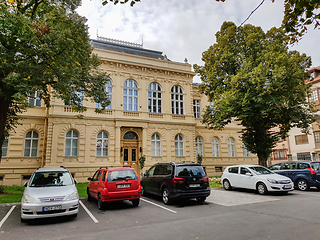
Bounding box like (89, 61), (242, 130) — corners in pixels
(24, 181), (28, 187)
(87, 177), (92, 181)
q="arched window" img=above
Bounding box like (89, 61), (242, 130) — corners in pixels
(29, 91), (42, 107)
(228, 138), (235, 157)
(151, 133), (161, 156)
(175, 134), (184, 157)
(2, 132), (9, 157)
(65, 130), (78, 157)
(243, 143), (250, 157)
(212, 137), (220, 157)
(195, 137), (203, 156)
(148, 83), (162, 113)
(123, 131), (138, 140)
(96, 79), (112, 109)
(171, 85), (184, 115)
(97, 131), (108, 157)
(123, 80), (138, 111)
(24, 131), (38, 157)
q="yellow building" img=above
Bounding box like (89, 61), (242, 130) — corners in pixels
(0, 37), (258, 185)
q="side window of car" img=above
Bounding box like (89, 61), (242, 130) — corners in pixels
(166, 165), (173, 175)
(228, 167), (239, 174)
(96, 170), (102, 181)
(298, 163), (310, 169)
(269, 163), (281, 170)
(154, 165), (166, 175)
(240, 167), (250, 175)
(148, 166), (156, 176)
(102, 171), (106, 181)
(92, 171), (99, 181)
(283, 163), (296, 169)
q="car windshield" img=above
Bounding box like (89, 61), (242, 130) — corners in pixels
(249, 166), (274, 175)
(29, 171), (73, 187)
(176, 165), (205, 177)
(108, 170), (137, 181)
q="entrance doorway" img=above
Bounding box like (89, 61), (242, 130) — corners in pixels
(122, 131), (140, 173)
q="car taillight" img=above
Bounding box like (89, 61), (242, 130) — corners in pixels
(202, 176), (209, 182)
(172, 178), (185, 184)
(306, 168), (316, 175)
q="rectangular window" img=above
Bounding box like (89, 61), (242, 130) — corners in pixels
(193, 100), (201, 119)
(314, 131), (320, 143)
(309, 89), (319, 102)
(295, 134), (309, 145)
(297, 152), (311, 161)
(273, 149), (287, 160)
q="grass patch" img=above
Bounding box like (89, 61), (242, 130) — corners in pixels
(76, 182), (88, 198)
(0, 185), (25, 204)
(209, 176), (222, 188)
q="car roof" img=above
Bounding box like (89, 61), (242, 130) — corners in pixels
(226, 164), (263, 168)
(156, 161), (199, 166)
(34, 167), (70, 172)
(100, 167), (135, 171)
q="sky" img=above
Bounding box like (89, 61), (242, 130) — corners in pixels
(77, 0), (320, 83)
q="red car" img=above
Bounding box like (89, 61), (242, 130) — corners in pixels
(87, 167), (142, 209)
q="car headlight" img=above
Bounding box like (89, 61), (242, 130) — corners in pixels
(267, 179), (279, 184)
(22, 194), (37, 204)
(66, 191), (79, 201)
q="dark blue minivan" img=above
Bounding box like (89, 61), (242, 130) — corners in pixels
(268, 161), (320, 191)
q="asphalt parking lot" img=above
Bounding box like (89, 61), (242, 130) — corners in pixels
(2, 188), (320, 240)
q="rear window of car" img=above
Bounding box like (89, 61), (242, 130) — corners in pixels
(269, 163), (281, 170)
(107, 170), (138, 181)
(29, 171), (73, 187)
(176, 165), (205, 177)
(228, 167), (238, 174)
(297, 162), (310, 169)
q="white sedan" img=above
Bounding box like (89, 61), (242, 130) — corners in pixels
(221, 165), (294, 195)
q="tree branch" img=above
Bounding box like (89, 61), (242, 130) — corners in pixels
(240, 0), (265, 26)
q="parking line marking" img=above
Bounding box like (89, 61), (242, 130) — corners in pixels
(140, 198), (177, 214)
(0, 205), (16, 228)
(79, 201), (99, 223)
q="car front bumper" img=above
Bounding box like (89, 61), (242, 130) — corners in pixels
(269, 183), (294, 192)
(21, 199), (79, 220)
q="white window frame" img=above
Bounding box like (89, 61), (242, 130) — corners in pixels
(175, 134), (184, 156)
(2, 134), (9, 157)
(151, 133), (161, 156)
(24, 131), (38, 157)
(96, 131), (108, 157)
(96, 79), (112, 109)
(243, 144), (250, 157)
(29, 91), (42, 107)
(65, 130), (78, 157)
(123, 80), (138, 111)
(195, 137), (203, 156)
(148, 83), (162, 113)
(171, 86), (184, 115)
(212, 137), (220, 157)
(193, 100), (201, 119)
(228, 138), (235, 157)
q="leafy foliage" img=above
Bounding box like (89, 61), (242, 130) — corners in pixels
(194, 21), (314, 166)
(0, 1), (110, 158)
(101, 0), (140, 6)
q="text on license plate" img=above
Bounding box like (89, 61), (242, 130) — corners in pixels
(189, 184), (200, 188)
(43, 205), (62, 211)
(117, 184), (130, 189)
(283, 185), (291, 189)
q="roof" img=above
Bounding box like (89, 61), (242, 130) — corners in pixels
(35, 167), (70, 172)
(90, 38), (166, 60)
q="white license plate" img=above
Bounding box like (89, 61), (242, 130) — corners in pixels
(117, 184), (130, 189)
(283, 184), (291, 189)
(43, 205), (62, 211)
(189, 184), (200, 188)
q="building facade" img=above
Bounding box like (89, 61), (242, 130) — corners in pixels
(0, 37), (258, 185)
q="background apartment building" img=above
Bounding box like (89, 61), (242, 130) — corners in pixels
(0, 37), (258, 185)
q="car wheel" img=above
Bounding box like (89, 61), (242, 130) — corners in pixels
(297, 179), (309, 191)
(196, 197), (206, 203)
(162, 188), (172, 205)
(87, 188), (93, 202)
(97, 194), (104, 210)
(257, 182), (268, 195)
(131, 199), (140, 207)
(223, 179), (232, 190)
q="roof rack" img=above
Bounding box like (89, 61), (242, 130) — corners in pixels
(99, 167), (109, 169)
(60, 166), (67, 169)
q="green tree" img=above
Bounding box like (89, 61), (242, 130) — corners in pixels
(194, 21), (314, 166)
(0, 1), (110, 160)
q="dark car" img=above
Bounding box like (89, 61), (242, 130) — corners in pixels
(87, 167), (142, 209)
(268, 161), (320, 191)
(141, 162), (210, 204)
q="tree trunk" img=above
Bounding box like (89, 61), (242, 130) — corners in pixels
(257, 153), (269, 167)
(0, 97), (10, 163)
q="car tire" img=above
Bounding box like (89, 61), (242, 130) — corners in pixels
(223, 179), (232, 190)
(196, 197), (206, 203)
(97, 194), (104, 210)
(297, 179), (309, 191)
(87, 188), (93, 202)
(162, 188), (172, 205)
(257, 182), (268, 195)
(131, 199), (140, 207)
(141, 186), (147, 196)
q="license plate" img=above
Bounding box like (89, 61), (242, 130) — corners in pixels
(43, 205), (62, 211)
(189, 184), (200, 188)
(117, 184), (130, 189)
(283, 185), (291, 189)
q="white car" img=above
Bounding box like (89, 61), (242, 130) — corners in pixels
(21, 167), (79, 222)
(221, 165), (294, 195)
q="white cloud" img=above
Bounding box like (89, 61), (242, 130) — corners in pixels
(77, 0), (320, 82)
